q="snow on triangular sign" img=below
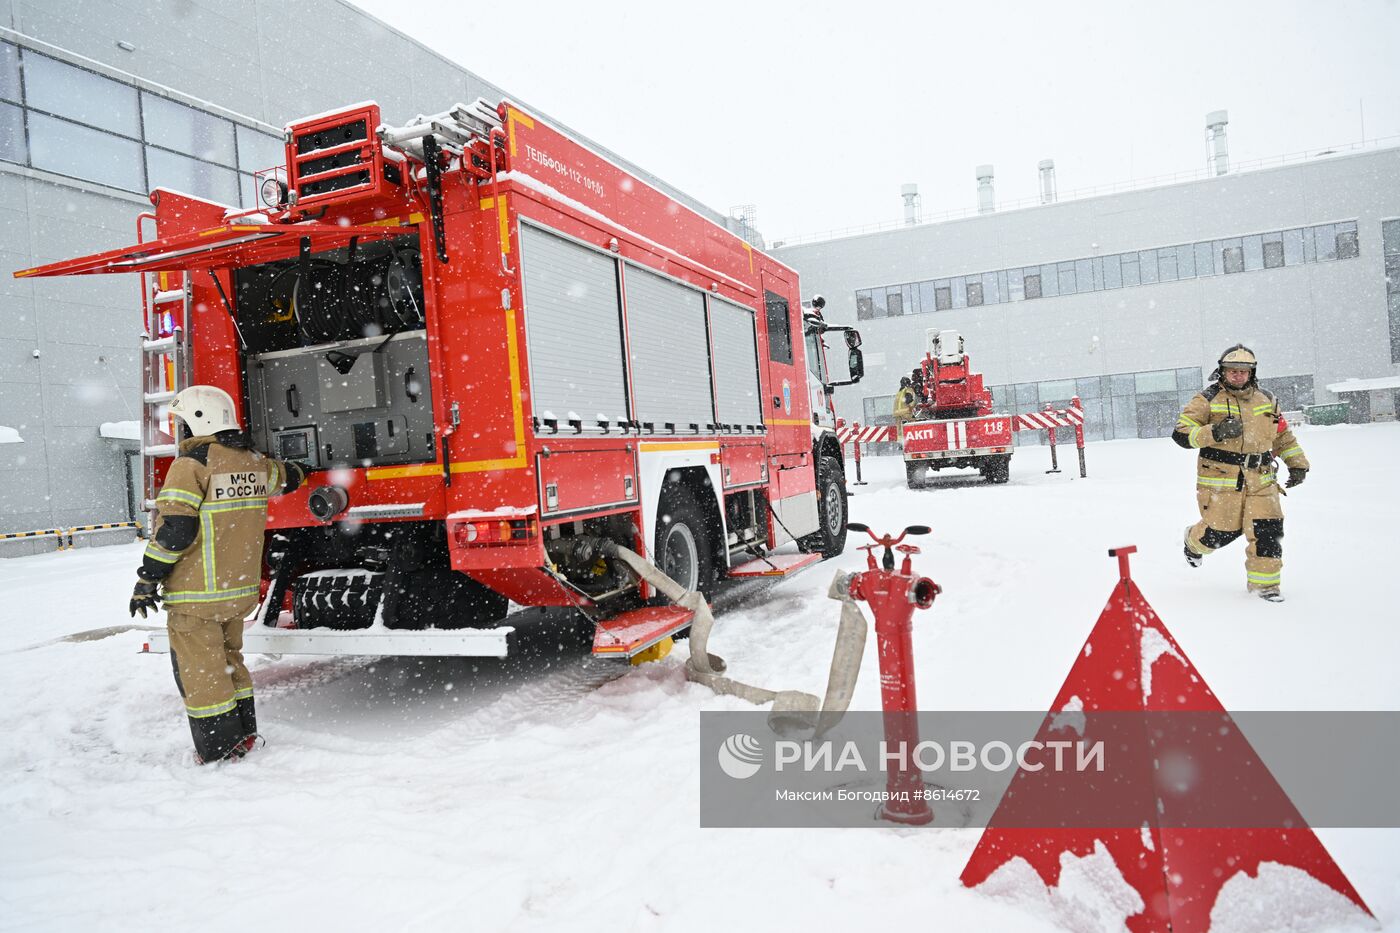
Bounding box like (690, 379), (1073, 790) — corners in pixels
(960, 546), (1372, 933)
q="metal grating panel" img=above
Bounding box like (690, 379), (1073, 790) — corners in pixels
(709, 296), (764, 429)
(624, 264), (713, 430)
(520, 225), (630, 429)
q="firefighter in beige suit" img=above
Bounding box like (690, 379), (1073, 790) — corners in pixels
(129, 386), (303, 763)
(1173, 346), (1309, 603)
(893, 377), (918, 431)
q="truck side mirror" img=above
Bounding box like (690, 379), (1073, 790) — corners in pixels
(846, 347), (864, 383)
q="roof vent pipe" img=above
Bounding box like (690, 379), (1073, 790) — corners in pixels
(1205, 110), (1230, 176)
(1038, 159), (1057, 204)
(976, 164), (995, 214)
(900, 183), (921, 226)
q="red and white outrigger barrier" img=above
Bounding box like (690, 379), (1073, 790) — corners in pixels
(1012, 396), (1087, 478)
(837, 393), (1088, 485)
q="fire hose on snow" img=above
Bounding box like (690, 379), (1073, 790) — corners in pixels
(600, 541), (867, 737)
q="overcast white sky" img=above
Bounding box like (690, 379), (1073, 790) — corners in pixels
(350, 0), (1400, 243)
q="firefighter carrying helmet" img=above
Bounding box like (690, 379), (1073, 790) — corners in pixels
(169, 385), (240, 436)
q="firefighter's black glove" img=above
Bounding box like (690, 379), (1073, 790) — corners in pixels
(1212, 417), (1244, 441)
(1285, 467), (1308, 488)
(129, 580), (162, 618)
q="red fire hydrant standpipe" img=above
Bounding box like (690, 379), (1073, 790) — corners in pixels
(842, 523), (942, 825)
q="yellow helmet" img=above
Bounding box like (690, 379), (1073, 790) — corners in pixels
(1213, 344), (1257, 387)
(1219, 345), (1257, 370)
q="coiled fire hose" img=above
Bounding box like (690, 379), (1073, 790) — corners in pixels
(601, 542), (866, 738)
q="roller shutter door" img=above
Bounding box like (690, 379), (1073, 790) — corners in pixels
(520, 225), (629, 429)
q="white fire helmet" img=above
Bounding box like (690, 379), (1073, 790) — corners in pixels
(169, 385), (240, 436)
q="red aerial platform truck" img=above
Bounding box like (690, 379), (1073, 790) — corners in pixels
(900, 329), (1013, 487)
(15, 98), (865, 660)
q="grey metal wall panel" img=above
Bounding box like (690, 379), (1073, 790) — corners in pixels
(520, 225), (629, 428)
(247, 331), (433, 469)
(624, 264), (712, 430)
(709, 296), (764, 429)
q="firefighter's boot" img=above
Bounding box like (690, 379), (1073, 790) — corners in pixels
(1183, 526), (1204, 569)
(1254, 585), (1284, 603)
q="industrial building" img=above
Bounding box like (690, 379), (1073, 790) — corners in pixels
(772, 127), (1400, 444)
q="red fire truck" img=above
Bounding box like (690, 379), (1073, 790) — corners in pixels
(900, 330), (1012, 487)
(15, 99), (864, 660)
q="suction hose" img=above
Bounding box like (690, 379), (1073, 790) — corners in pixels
(602, 542), (866, 738)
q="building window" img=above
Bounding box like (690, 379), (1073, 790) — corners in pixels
(982, 271), (1000, 304)
(1101, 254), (1122, 289)
(23, 50), (140, 137)
(1313, 224), (1337, 261)
(1263, 237), (1285, 269)
(934, 285), (952, 310)
(1007, 268), (1024, 301)
(0, 41), (20, 104)
(1282, 229), (1304, 266)
(1138, 249), (1158, 284)
(1384, 219), (1400, 363)
(863, 395), (895, 425)
(1057, 261), (1076, 295)
(966, 281), (984, 307)
(0, 100), (24, 164)
(1121, 253), (1140, 286)
(855, 291), (873, 320)
(1337, 226), (1359, 260)
(1024, 273), (1042, 299)
(1194, 241), (1215, 276)
(28, 111), (144, 192)
(1176, 244), (1195, 279)
(1157, 247), (1178, 282)
(1222, 245), (1245, 274)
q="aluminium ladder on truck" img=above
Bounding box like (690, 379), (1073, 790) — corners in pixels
(137, 214), (191, 535)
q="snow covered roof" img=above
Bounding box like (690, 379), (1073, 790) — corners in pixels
(0, 425), (22, 444)
(99, 421), (141, 441)
(1325, 375), (1400, 394)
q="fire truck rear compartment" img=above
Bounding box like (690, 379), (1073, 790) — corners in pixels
(236, 236), (436, 470)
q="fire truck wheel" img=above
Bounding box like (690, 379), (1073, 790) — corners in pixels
(799, 456), (848, 559)
(905, 460), (928, 489)
(982, 455), (1011, 484)
(655, 489), (715, 595)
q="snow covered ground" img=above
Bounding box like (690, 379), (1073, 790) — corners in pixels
(1, 423), (1396, 931)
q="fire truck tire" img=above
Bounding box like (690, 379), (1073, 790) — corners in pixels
(655, 489), (716, 595)
(799, 456), (848, 559)
(981, 455), (1011, 484)
(905, 460), (928, 489)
